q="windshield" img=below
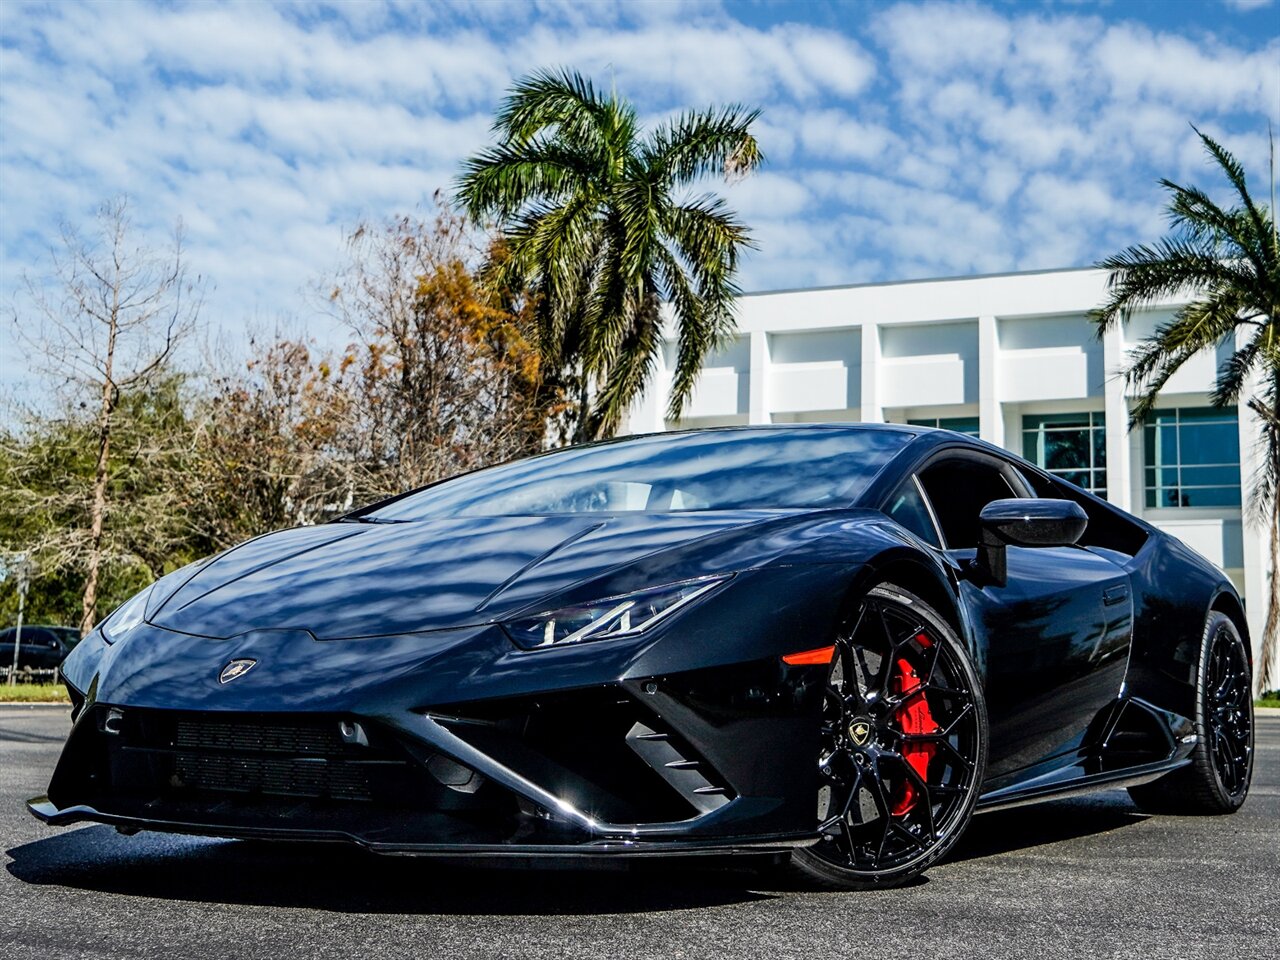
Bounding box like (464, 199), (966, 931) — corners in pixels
(365, 427), (911, 521)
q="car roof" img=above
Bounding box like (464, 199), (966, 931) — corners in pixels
(625, 422), (922, 441)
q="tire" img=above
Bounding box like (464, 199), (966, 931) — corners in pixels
(784, 584), (988, 890)
(1128, 611), (1254, 815)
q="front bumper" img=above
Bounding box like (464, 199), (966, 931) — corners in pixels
(29, 677), (824, 855)
(31, 565), (854, 855)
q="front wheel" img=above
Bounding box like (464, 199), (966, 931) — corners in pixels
(786, 584), (988, 890)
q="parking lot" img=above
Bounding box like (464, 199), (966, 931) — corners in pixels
(3, 704), (1277, 960)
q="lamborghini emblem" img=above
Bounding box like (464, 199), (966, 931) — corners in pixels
(219, 658), (257, 684)
(849, 719), (872, 747)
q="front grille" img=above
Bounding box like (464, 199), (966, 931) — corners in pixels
(47, 706), (525, 845)
(92, 710), (421, 805)
(174, 752), (373, 801)
(167, 716), (368, 799)
(173, 717), (345, 757)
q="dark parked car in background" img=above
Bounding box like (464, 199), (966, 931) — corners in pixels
(1, 625), (81, 670)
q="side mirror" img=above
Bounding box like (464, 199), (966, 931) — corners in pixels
(977, 498), (1088, 585)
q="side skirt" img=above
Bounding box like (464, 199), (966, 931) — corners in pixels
(974, 757), (1192, 813)
(976, 695), (1197, 813)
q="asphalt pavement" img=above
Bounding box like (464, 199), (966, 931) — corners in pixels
(3, 704), (1277, 960)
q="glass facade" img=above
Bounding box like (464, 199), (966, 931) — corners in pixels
(1143, 407), (1241, 508)
(906, 416), (980, 437)
(1022, 412), (1107, 496)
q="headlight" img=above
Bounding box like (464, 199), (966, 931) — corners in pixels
(101, 585), (153, 644)
(503, 576), (731, 650)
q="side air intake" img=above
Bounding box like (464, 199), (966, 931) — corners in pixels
(625, 721), (732, 814)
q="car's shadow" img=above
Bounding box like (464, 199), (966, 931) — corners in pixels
(5, 826), (777, 914)
(949, 791), (1149, 862)
(5, 791), (1147, 914)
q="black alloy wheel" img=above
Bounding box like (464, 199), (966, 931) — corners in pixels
(787, 584), (988, 889)
(1130, 611), (1254, 814)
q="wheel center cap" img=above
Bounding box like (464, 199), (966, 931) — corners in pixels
(848, 717), (873, 747)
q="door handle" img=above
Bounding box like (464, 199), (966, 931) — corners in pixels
(1103, 585), (1129, 607)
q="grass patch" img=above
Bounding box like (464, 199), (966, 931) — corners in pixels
(1257, 693), (1280, 709)
(0, 683), (69, 703)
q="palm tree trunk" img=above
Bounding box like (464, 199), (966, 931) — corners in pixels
(1261, 439), (1280, 693)
(572, 374), (593, 445)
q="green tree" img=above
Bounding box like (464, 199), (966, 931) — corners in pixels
(456, 68), (762, 442)
(1091, 128), (1278, 691)
(0, 377), (199, 628)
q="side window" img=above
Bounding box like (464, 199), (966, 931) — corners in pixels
(23, 628), (52, 647)
(885, 477), (942, 548)
(918, 457), (1021, 549)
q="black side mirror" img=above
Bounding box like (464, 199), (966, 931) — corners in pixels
(977, 498), (1088, 585)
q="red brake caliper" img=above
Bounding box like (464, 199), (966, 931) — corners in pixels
(891, 634), (939, 816)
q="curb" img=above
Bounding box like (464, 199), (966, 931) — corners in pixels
(0, 701), (71, 709)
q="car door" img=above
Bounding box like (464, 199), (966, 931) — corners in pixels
(914, 451), (1132, 782)
(33, 629), (65, 667)
(14, 628), (54, 668)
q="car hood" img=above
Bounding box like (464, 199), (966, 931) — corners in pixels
(148, 511), (804, 640)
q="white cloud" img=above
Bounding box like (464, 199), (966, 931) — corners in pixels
(724, 172), (813, 220)
(1, 0), (1276, 396)
(1095, 24), (1278, 112)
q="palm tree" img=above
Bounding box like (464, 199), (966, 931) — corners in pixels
(1092, 127), (1279, 692)
(456, 68), (762, 442)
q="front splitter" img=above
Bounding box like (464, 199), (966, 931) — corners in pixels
(27, 797), (818, 858)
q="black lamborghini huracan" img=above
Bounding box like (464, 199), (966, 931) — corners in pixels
(30, 424), (1255, 888)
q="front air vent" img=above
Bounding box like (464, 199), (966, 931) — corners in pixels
(1097, 701), (1176, 772)
(625, 722), (731, 813)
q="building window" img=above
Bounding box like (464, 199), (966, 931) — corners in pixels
(906, 416), (980, 437)
(1143, 407), (1241, 508)
(1022, 412), (1107, 496)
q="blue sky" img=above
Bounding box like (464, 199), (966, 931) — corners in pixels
(1, 0), (1277, 372)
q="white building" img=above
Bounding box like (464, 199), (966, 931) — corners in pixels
(625, 266), (1272, 675)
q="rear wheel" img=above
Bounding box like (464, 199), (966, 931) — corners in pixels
(786, 584), (988, 890)
(1128, 612), (1253, 815)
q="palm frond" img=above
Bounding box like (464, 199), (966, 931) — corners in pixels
(664, 196), (752, 284)
(1162, 180), (1273, 282)
(1245, 389), (1280, 525)
(1091, 235), (1246, 334)
(642, 106), (763, 187)
(589, 283), (663, 438)
(455, 139), (597, 222)
(1192, 126), (1275, 263)
(1213, 335), (1261, 408)
(657, 250), (737, 420)
(494, 68), (635, 159)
